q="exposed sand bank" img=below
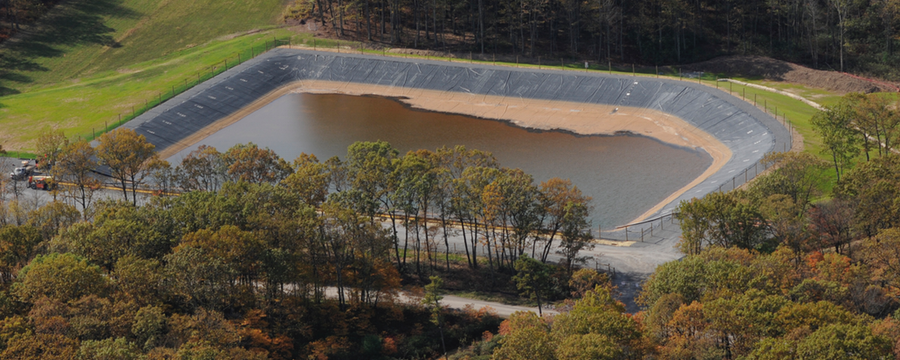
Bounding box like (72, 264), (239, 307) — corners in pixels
(158, 80), (732, 224)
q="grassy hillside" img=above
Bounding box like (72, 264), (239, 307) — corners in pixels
(1, 0), (286, 93)
(0, 0), (304, 151)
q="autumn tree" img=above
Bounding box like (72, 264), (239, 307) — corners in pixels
(492, 311), (554, 360)
(95, 128), (157, 205)
(55, 140), (100, 216)
(538, 178), (591, 263)
(222, 143), (292, 184)
(34, 127), (68, 173)
(12, 253), (111, 304)
(0, 224), (41, 284)
(146, 158), (175, 196)
(163, 244), (236, 311)
(863, 228), (900, 297)
(834, 154), (900, 238)
(760, 152), (829, 207)
(281, 153), (330, 207)
(807, 199), (855, 255)
(556, 200), (594, 273)
(176, 145), (226, 192)
(25, 200), (80, 242)
(676, 191), (768, 253)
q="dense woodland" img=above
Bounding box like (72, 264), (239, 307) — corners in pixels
(292, 0), (900, 78)
(0, 0), (58, 41)
(0, 130), (607, 358)
(5, 0), (900, 78)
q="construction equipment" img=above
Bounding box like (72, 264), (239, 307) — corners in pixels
(9, 161), (35, 181)
(27, 176), (55, 191)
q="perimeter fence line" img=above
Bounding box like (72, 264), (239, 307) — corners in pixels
(73, 37), (293, 143)
(608, 150), (783, 244)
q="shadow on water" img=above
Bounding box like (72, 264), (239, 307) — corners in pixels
(0, 0), (141, 89)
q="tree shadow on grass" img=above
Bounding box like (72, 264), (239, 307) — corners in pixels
(0, 0), (141, 89)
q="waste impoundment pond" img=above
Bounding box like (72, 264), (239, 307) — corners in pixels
(168, 93), (712, 228)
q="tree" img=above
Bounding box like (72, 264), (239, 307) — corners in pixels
(492, 311), (554, 360)
(539, 178), (591, 262)
(34, 128), (68, 174)
(132, 305), (167, 351)
(758, 194), (810, 258)
(0, 224), (41, 284)
(163, 245), (235, 311)
(863, 228), (900, 295)
(551, 286), (644, 359)
(11, 253), (110, 303)
(26, 200), (80, 242)
(811, 102), (860, 182)
(281, 153), (330, 207)
(176, 145), (226, 192)
(796, 323), (892, 359)
(95, 128), (157, 205)
(146, 158), (175, 196)
(760, 152), (828, 207)
(556, 200), (595, 273)
(222, 143), (292, 184)
(77, 337), (145, 360)
(676, 191), (768, 252)
(513, 255), (553, 316)
(55, 140), (100, 216)
(0, 333), (79, 360)
(422, 276), (446, 355)
(807, 199), (855, 255)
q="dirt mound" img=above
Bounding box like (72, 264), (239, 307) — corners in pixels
(682, 55), (894, 94)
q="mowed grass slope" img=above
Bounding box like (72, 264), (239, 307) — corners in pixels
(0, 0), (292, 151)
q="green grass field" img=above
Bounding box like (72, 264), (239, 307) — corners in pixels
(0, 0), (300, 151)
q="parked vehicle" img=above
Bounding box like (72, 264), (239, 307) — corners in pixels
(9, 161), (35, 181)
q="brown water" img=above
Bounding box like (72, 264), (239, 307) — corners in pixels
(169, 93), (711, 228)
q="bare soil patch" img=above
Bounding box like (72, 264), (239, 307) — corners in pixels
(681, 55), (895, 94)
